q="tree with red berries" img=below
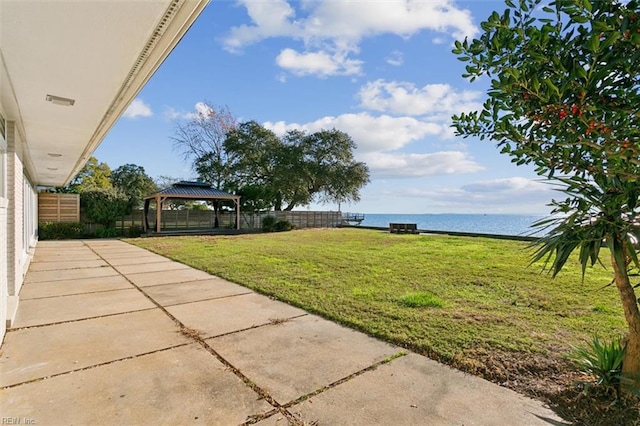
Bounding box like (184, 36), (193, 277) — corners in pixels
(453, 0), (640, 386)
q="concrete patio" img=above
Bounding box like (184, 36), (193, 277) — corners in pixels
(1, 240), (567, 425)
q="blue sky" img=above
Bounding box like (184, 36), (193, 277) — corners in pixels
(95, 0), (555, 214)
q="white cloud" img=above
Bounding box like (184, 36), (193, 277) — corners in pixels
(225, 0), (477, 49)
(276, 48), (363, 77)
(385, 51), (404, 66)
(361, 151), (484, 178)
(123, 98), (152, 119)
(261, 76), (488, 180)
(263, 79), (482, 158)
(305, 0), (477, 41)
(193, 101), (215, 118)
(163, 102), (215, 121)
(264, 112), (444, 153)
(163, 106), (191, 121)
(460, 177), (549, 194)
(224, 0), (477, 77)
(358, 79), (483, 117)
(400, 177), (554, 213)
(223, 0), (301, 53)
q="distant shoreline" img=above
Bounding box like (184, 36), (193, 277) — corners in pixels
(340, 223), (539, 243)
(351, 213), (545, 237)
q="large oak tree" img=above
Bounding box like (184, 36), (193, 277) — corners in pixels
(223, 121), (370, 211)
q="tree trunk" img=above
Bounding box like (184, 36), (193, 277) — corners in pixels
(275, 192), (282, 211)
(284, 192), (300, 211)
(611, 242), (640, 391)
(213, 202), (219, 228)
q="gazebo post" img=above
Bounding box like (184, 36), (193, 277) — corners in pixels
(143, 199), (150, 232)
(235, 197), (240, 230)
(156, 195), (162, 233)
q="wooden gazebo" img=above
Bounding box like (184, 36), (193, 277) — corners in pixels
(143, 181), (240, 233)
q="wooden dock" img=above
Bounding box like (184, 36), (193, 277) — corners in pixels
(341, 212), (365, 225)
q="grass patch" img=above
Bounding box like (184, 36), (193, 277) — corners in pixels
(127, 228), (624, 362)
(399, 292), (444, 308)
(592, 304), (617, 314)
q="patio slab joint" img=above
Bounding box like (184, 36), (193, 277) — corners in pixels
(161, 290), (255, 307)
(283, 350), (408, 409)
(203, 313), (309, 341)
(7, 307), (157, 332)
(18, 286), (135, 301)
(2, 342), (193, 390)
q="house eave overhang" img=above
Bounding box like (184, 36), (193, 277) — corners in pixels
(0, 0), (210, 187)
(69, 0), (210, 187)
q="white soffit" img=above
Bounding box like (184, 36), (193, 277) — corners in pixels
(0, 0), (208, 187)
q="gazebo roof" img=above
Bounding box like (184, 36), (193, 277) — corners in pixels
(145, 181), (239, 200)
(143, 181), (241, 233)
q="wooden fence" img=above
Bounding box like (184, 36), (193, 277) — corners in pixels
(38, 193), (80, 223)
(38, 191), (340, 236)
(261, 211), (342, 229)
(113, 209), (342, 234)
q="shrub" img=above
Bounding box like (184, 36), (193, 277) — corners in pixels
(39, 222), (85, 240)
(82, 188), (131, 229)
(399, 292), (444, 308)
(128, 225), (143, 238)
(568, 336), (625, 391)
(96, 227), (119, 238)
(273, 220), (294, 232)
(262, 216), (276, 232)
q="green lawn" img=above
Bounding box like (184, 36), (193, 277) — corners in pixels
(127, 228), (625, 366)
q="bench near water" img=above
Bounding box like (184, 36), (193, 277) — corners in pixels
(389, 223), (419, 234)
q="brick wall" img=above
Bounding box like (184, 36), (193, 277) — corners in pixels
(0, 188), (7, 342)
(7, 121), (24, 296)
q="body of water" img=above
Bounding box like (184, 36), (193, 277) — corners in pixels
(354, 213), (546, 237)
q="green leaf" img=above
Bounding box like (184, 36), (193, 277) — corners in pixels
(627, 238), (640, 270)
(531, 75), (540, 92)
(588, 33), (600, 52)
(600, 32), (620, 50)
(574, 63), (587, 80)
(543, 78), (560, 95)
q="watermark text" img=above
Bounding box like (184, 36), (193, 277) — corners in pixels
(1, 418), (36, 425)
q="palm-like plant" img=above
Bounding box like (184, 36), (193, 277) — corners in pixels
(531, 175), (639, 279)
(568, 336), (625, 391)
(531, 175), (640, 385)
